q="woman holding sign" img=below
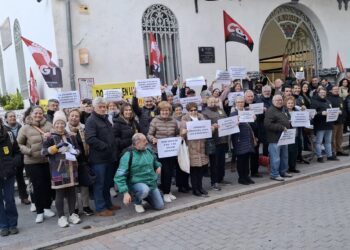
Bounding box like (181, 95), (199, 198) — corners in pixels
(147, 101), (180, 203)
(180, 103), (210, 197)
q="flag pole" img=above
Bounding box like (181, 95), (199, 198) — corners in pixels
(225, 42), (228, 70)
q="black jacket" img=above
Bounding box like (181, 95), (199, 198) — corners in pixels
(85, 112), (117, 164)
(230, 111), (255, 155)
(0, 127), (21, 179)
(132, 96), (157, 135)
(113, 116), (140, 157)
(310, 95), (333, 131)
(327, 94), (344, 124)
(264, 105), (290, 143)
(46, 110), (55, 124)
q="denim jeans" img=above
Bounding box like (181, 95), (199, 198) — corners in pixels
(268, 143), (288, 178)
(0, 176), (18, 229)
(92, 163), (114, 212)
(131, 183), (164, 210)
(314, 130), (332, 158)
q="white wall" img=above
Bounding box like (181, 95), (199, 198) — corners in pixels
(0, 0), (58, 99)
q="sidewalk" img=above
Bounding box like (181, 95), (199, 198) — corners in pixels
(2, 150), (350, 250)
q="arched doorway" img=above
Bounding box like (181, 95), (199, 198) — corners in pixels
(259, 4), (322, 82)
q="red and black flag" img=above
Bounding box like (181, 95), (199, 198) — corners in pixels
(336, 52), (345, 73)
(149, 32), (164, 77)
(223, 11), (254, 52)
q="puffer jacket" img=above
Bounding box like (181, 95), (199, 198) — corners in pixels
(264, 105), (290, 143)
(147, 115), (179, 153)
(230, 111), (255, 155)
(310, 95), (333, 131)
(180, 113), (209, 167)
(113, 116), (140, 156)
(202, 106), (228, 145)
(17, 117), (52, 165)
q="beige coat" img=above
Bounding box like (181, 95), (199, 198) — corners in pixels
(180, 113), (209, 167)
(17, 117), (52, 165)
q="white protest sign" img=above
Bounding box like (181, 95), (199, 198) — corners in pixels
(326, 108), (340, 122)
(103, 89), (123, 102)
(229, 66), (246, 80)
(228, 91), (244, 106)
(277, 129), (296, 146)
(135, 78), (161, 98)
(186, 120), (212, 140)
(186, 76), (205, 87)
(291, 111), (310, 127)
(180, 96), (202, 113)
(157, 137), (182, 158)
(173, 95), (180, 104)
(215, 70), (231, 87)
(57, 91), (80, 109)
(249, 103), (264, 115)
(218, 116), (240, 137)
(306, 109), (316, 119)
(238, 110), (255, 123)
(295, 71), (305, 80)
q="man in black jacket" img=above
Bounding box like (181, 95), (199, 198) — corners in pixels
(46, 99), (59, 123)
(85, 97), (120, 216)
(264, 95), (291, 181)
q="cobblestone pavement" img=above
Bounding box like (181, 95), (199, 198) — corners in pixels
(59, 169), (350, 250)
(2, 151), (350, 249)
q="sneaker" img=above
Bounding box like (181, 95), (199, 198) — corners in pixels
(211, 183), (221, 191)
(69, 213), (81, 224)
(21, 198), (31, 205)
(168, 193), (177, 200)
(270, 176), (284, 181)
(83, 207), (94, 216)
(134, 204), (145, 213)
(35, 213), (44, 223)
(9, 227), (18, 235)
(0, 229), (9, 237)
(317, 157), (324, 163)
(30, 203), (36, 213)
(163, 194), (172, 203)
(281, 173), (293, 178)
(97, 209), (114, 217)
(44, 209), (56, 218)
(58, 216), (69, 228)
(327, 156), (340, 161)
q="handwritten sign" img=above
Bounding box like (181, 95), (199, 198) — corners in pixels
(306, 109), (316, 119)
(238, 110), (255, 123)
(135, 78), (161, 98)
(57, 91), (80, 109)
(291, 111), (310, 127)
(277, 129), (296, 146)
(229, 66), (246, 80)
(249, 103), (264, 115)
(218, 116), (240, 137)
(180, 96), (202, 112)
(295, 71), (305, 80)
(157, 137), (182, 158)
(103, 89), (123, 102)
(186, 120), (212, 140)
(186, 76), (205, 87)
(215, 70), (231, 86)
(326, 108), (340, 122)
(228, 91), (244, 106)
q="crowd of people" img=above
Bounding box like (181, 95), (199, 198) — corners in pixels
(1, 74), (349, 236)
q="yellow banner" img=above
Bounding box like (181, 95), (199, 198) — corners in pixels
(39, 99), (48, 113)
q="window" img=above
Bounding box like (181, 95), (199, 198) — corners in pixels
(142, 4), (182, 85)
(0, 45), (6, 95)
(14, 19), (28, 98)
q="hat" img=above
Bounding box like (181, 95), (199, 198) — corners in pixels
(53, 111), (67, 125)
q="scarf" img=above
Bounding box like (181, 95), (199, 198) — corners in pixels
(67, 123), (89, 156)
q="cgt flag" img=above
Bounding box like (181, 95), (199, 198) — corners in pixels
(282, 54), (290, 77)
(21, 36), (63, 88)
(336, 52), (345, 73)
(223, 11), (254, 52)
(29, 67), (39, 105)
(149, 32), (164, 77)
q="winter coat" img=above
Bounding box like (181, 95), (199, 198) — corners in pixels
(230, 111), (255, 155)
(85, 111), (117, 164)
(202, 107), (228, 145)
(147, 115), (179, 153)
(132, 96), (158, 135)
(339, 86), (348, 100)
(180, 113), (209, 167)
(114, 147), (161, 194)
(264, 105), (290, 143)
(46, 110), (55, 124)
(113, 116), (140, 157)
(327, 93), (344, 124)
(4, 122), (22, 138)
(17, 117), (52, 165)
(0, 127), (21, 179)
(310, 95), (333, 131)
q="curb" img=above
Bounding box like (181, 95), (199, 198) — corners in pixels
(34, 163), (350, 250)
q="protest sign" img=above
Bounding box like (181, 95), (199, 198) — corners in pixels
(186, 120), (212, 140)
(218, 116), (240, 137)
(103, 89), (123, 102)
(291, 111), (310, 127)
(229, 66), (246, 80)
(186, 76), (205, 87)
(306, 109), (316, 119)
(228, 91), (244, 106)
(180, 96), (202, 112)
(215, 70), (231, 87)
(326, 108), (340, 122)
(295, 71), (305, 80)
(78, 78), (94, 99)
(249, 103), (264, 115)
(57, 91), (80, 109)
(238, 110), (255, 123)
(157, 137), (182, 158)
(135, 78), (161, 98)
(277, 129), (296, 146)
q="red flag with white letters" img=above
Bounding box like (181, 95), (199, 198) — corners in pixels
(337, 52), (345, 73)
(149, 32), (164, 77)
(29, 67), (39, 105)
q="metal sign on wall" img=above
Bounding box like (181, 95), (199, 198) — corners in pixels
(0, 17), (12, 50)
(198, 47), (215, 63)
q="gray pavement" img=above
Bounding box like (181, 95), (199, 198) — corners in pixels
(59, 168), (350, 250)
(2, 150), (350, 250)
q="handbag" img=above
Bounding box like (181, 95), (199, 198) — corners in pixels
(177, 139), (190, 174)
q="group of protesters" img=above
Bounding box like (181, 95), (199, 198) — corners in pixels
(1, 74), (350, 236)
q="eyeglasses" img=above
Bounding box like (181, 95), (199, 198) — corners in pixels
(189, 109), (197, 112)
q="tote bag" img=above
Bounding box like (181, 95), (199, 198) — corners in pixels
(178, 139), (190, 174)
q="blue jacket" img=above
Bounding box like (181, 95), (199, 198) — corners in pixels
(230, 111), (255, 155)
